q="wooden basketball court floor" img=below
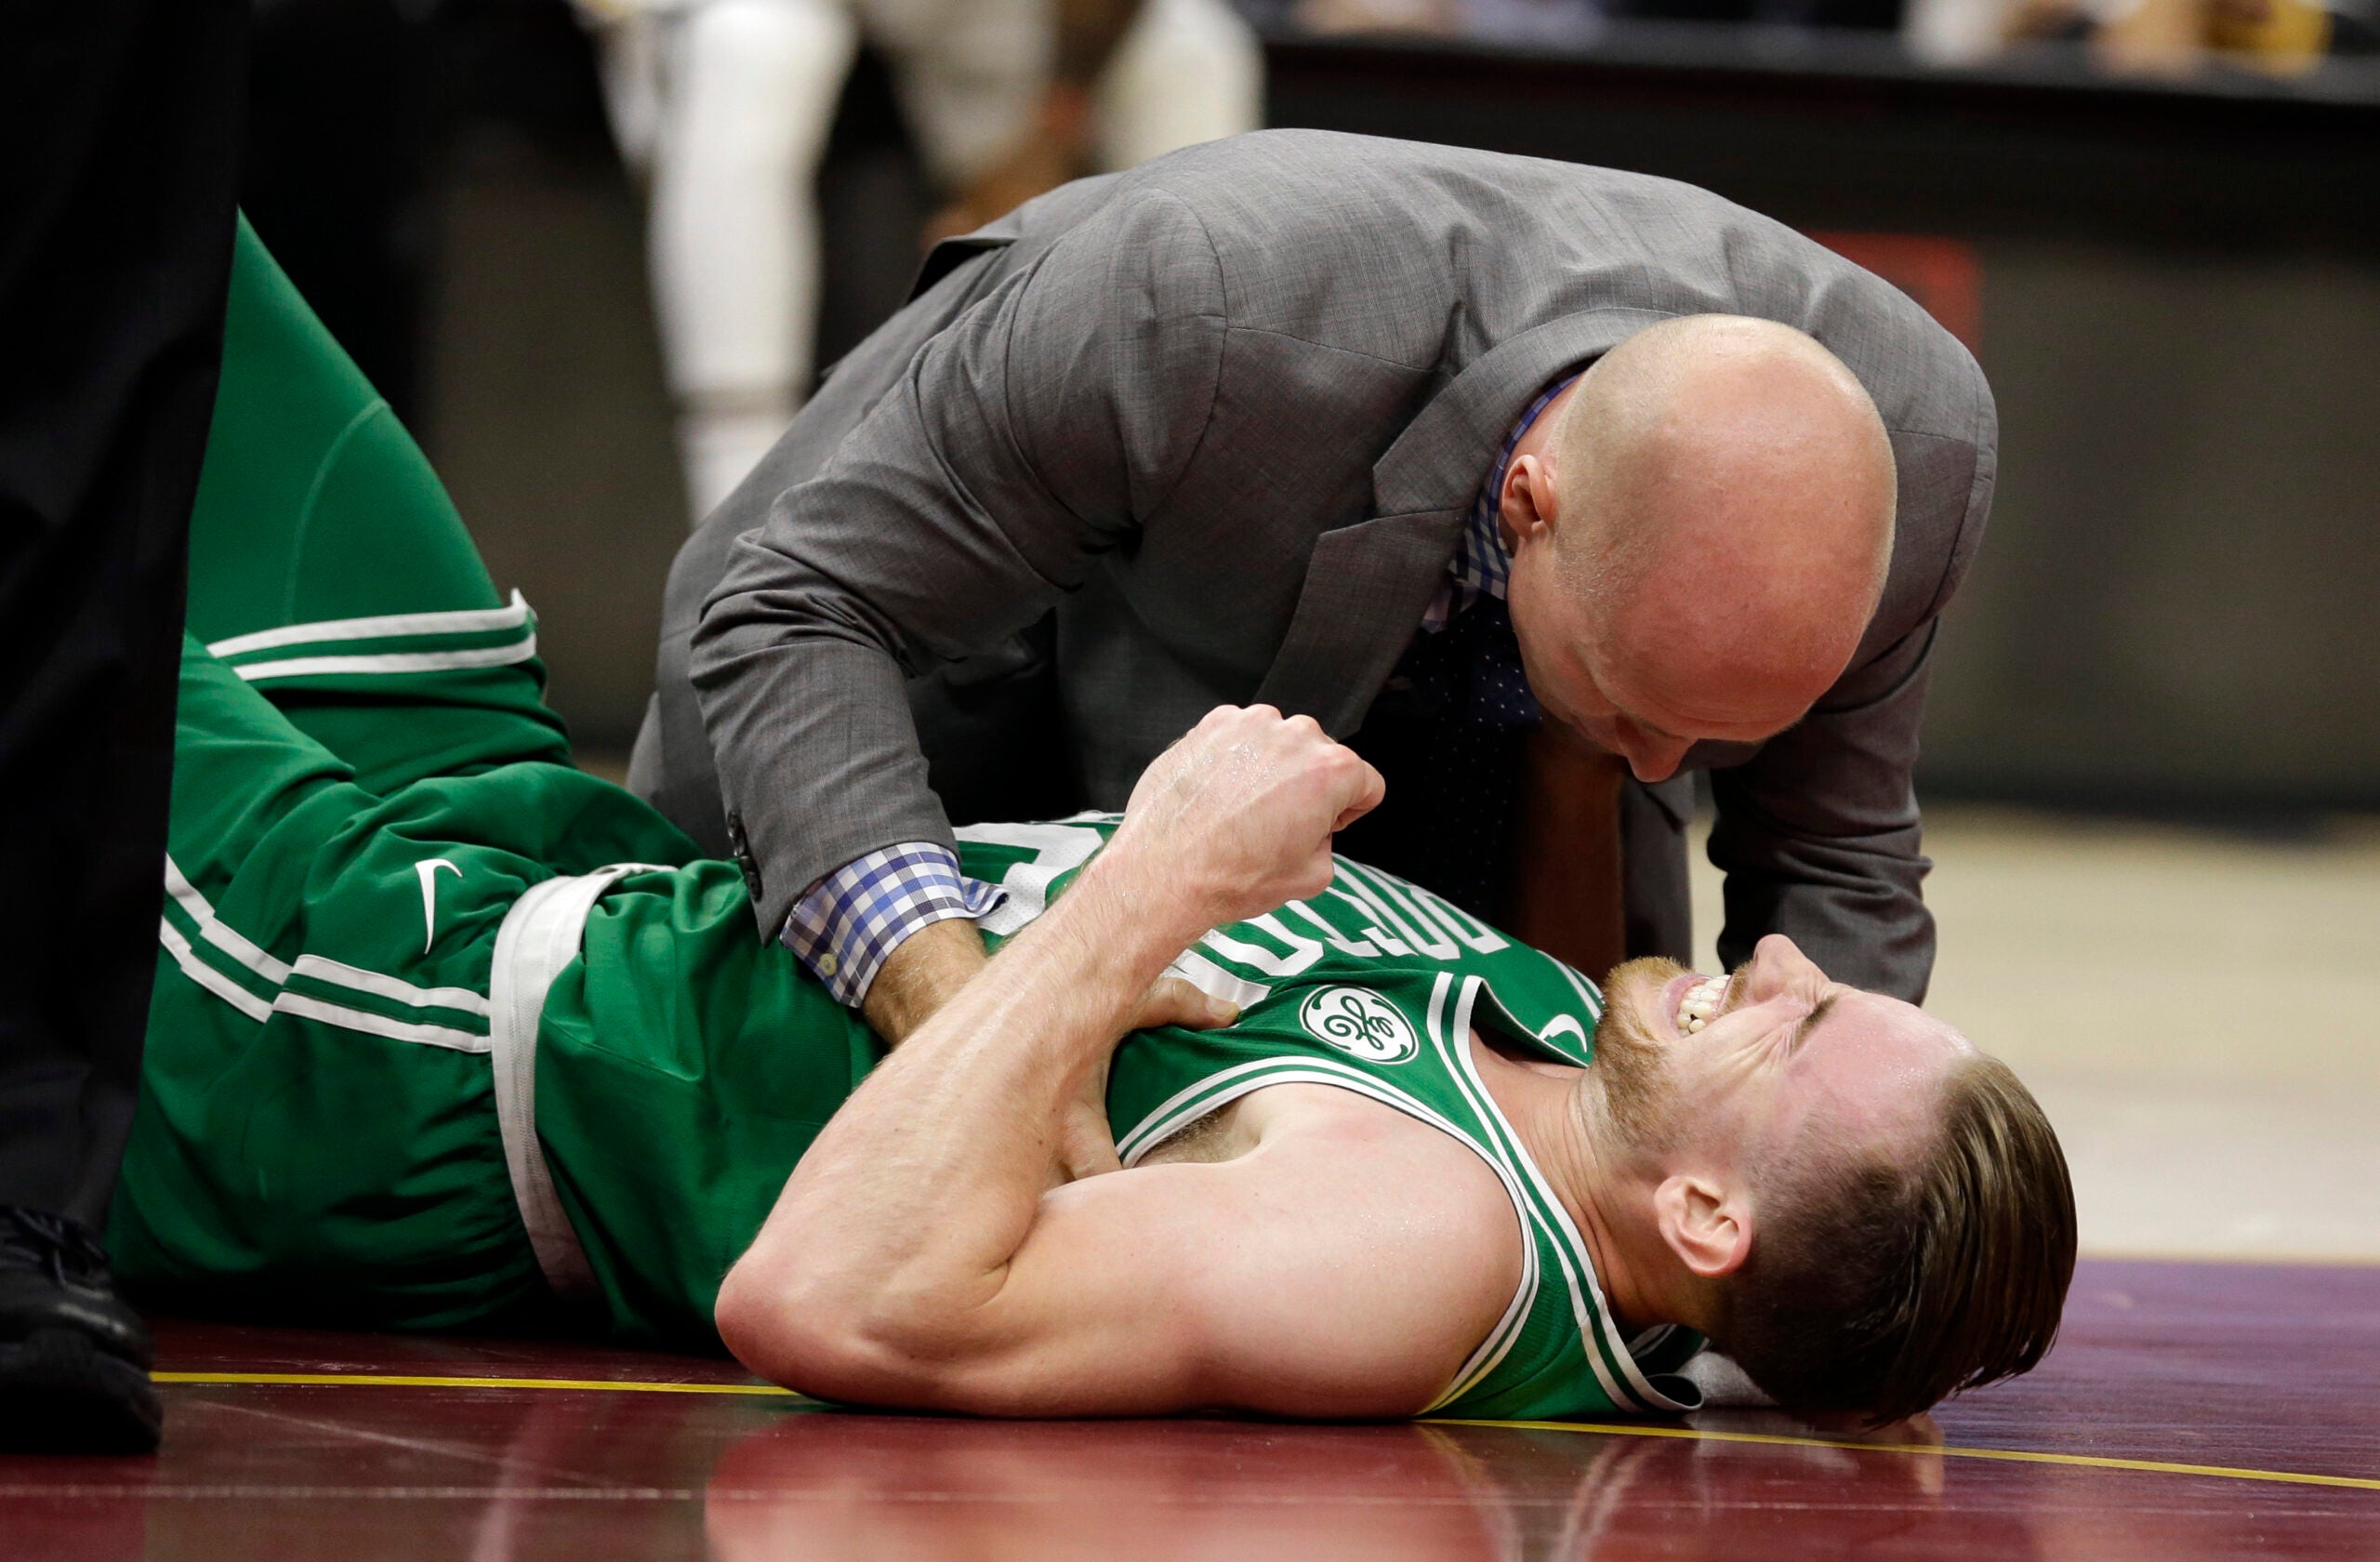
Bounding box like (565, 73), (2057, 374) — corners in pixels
(8, 813), (2374, 1557)
(5, 1255), (2374, 1560)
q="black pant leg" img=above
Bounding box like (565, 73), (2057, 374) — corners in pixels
(0, 1), (246, 1226)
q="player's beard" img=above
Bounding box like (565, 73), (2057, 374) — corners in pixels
(1589, 956), (1687, 1156)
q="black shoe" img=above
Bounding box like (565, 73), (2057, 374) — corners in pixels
(0, 1206), (162, 1454)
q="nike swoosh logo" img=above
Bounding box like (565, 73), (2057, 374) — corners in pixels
(416, 858), (461, 953)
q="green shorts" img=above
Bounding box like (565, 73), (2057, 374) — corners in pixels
(117, 644), (878, 1346)
(112, 220), (881, 1349)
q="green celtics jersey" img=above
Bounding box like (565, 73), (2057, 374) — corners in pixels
(126, 217), (1704, 1422)
(956, 818), (1704, 1422)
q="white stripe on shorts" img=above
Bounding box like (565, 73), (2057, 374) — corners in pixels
(229, 637), (539, 682)
(205, 592), (534, 659)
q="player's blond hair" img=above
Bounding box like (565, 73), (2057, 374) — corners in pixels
(1713, 1052), (2076, 1425)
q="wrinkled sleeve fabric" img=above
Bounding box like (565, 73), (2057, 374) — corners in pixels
(1706, 415), (1998, 1005)
(691, 191), (1227, 938)
(1708, 619), (1941, 1001)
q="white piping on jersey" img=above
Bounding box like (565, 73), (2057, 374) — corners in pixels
(1463, 973), (1599, 1077)
(1537, 1012), (1592, 1056)
(1436, 974), (1687, 1414)
(290, 954), (492, 1019)
(1549, 956), (1606, 1024)
(1411, 973), (1536, 1409)
(158, 918), (273, 1023)
(1427, 976), (1630, 1411)
(1403, 973), (1534, 1407)
(1114, 1054), (1324, 1164)
(205, 592), (534, 659)
(270, 992), (489, 1052)
(1108, 1025), (1542, 1413)
(229, 639), (539, 682)
(165, 854), (293, 985)
(159, 906), (487, 1051)
(1121, 1058), (1539, 1411)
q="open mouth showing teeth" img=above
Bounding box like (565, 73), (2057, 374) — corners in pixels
(1675, 975), (1727, 1035)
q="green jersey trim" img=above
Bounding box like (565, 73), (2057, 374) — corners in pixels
(1107, 1012), (1543, 1415)
(1109, 967), (1692, 1421)
(1431, 974), (1687, 1416)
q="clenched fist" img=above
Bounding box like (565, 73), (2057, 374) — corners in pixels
(1106, 705), (1385, 934)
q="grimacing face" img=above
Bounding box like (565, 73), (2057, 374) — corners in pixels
(1599, 935), (1975, 1169)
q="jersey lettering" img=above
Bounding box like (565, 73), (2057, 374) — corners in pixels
(957, 820), (1107, 936)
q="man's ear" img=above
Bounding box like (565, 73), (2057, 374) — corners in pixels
(1501, 453), (1557, 546)
(1652, 1172), (1751, 1280)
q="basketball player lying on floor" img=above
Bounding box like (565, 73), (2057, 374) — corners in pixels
(114, 221), (2077, 1430)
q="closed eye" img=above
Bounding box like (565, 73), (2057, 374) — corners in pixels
(1786, 993), (1841, 1057)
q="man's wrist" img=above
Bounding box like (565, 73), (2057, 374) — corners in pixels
(862, 918), (989, 1044)
(1069, 841), (1220, 973)
(784, 842), (1005, 1006)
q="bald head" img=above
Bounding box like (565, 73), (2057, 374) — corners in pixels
(1521, 315), (1896, 761)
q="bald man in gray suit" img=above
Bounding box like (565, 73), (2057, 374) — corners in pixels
(631, 129), (1994, 1044)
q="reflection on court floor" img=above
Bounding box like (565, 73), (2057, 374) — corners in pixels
(5, 1258), (2373, 1561)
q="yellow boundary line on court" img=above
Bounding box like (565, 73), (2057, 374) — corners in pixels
(152, 1371), (2379, 1493)
(1428, 1418), (2380, 1492)
(154, 1372), (799, 1397)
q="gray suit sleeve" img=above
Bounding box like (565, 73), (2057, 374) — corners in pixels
(690, 192), (1227, 935)
(1706, 619), (1941, 1002)
(1706, 404), (1998, 1005)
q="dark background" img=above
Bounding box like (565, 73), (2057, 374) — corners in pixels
(241, 0), (2380, 819)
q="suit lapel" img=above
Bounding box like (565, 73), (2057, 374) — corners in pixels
(1258, 307), (1677, 738)
(1253, 509), (1465, 736)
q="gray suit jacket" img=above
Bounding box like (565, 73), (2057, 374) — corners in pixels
(636, 130), (1996, 1000)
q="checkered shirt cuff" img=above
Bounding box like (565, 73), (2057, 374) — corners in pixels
(782, 842), (1007, 1007)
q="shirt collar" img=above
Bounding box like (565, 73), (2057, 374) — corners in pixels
(1427, 374), (1580, 632)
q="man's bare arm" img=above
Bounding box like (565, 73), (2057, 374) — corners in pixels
(715, 708), (1408, 1411)
(862, 883), (1125, 1183)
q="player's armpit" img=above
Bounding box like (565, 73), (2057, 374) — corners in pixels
(738, 1102), (1524, 1419)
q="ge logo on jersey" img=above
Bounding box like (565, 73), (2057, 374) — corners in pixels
(1298, 986), (1420, 1064)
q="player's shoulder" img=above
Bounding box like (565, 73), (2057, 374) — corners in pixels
(1240, 1081), (1524, 1275)
(1183, 1080), (1526, 1412)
